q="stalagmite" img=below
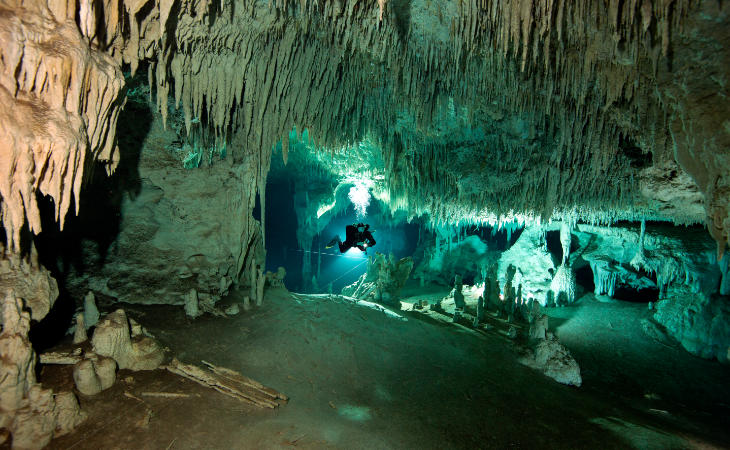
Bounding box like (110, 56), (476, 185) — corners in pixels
(483, 265), (501, 312)
(73, 314), (88, 344)
(256, 268), (265, 307)
(91, 309), (164, 371)
(83, 292), (100, 329)
(550, 264), (576, 305)
(73, 354), (117, 396)
(453, 275), (466, 310)
(474, 296), (485, 327)
(1, 291), (86, 448)
(185, 289), (200, 319)
(560, 222), (572, 264)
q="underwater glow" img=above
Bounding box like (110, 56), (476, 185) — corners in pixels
(316, 200), (336, 218)
(348, 182), (371, 218)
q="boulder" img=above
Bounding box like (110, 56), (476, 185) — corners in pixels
(225, 304), (240, 316)
(522, 336), (583, 387)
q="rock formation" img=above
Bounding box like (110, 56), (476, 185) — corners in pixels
(83, 292), (100, 329)
(91, 309), (164, 371)
(414, 231), (494, 286)
(265, 267), (287, 288)
(0, 245), (59, 321)
(64, 93), (265, 307)
(521, 335), (583, 387)
(0, 0), (125, 252)
(184, 289), (200, 319)
(342, 253), (413, 306)
(2, 0), (727, 287)
(653, 290), (730, 364)
(521, 308), (582, 386)
(0, 4), (727, 441)
(72, 314), (88, 345)
(452, 275), (466, 310)
(73, 354), (117, 396)
(0, 268), (86, 448)
(499, 222), (722, 305)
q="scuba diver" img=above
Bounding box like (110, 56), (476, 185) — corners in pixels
(326, 223), (376, 253)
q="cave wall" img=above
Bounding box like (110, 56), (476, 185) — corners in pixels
(67, 93), (265, 305)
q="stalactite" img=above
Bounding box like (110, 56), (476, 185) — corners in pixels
(591, 261), (618, 297)
(1, 0), (721, 266)
(0, 0), (126, 251)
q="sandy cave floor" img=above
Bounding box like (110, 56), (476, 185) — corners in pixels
(39, 284), (730, 450)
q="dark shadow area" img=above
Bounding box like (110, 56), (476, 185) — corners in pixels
(574, 261), (595, 294)
(262, 177), (300, 289)
(33, 69), (149, 274)
(391, 0), (411, 42)
(545, 230), (563, 266)
(472, 223), (524, 251)
(618, 134), (653, 169)
(612, 285), (659, 303)
(29, 71), (152, 352)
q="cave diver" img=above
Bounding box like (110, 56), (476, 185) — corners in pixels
(325, 223), (376, 253)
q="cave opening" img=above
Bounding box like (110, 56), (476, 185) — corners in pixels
(614, 267), (660, 303)
(545, 230), (563, 266)
(261, 177), (300, 289)
(611, 285), (660, 303)
(574, 262), (595, 294)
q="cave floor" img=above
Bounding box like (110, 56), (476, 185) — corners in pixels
(45, 287), (730, 449)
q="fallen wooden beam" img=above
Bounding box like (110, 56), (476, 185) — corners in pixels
(165, 358), (287, 409)
(141, 392), (192, 399)
(39, 350), (82, 365)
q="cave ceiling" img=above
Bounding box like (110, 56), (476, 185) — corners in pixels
(0, 0), (728, 253)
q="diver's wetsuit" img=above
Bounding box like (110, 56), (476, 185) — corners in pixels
(329, 224), (376, 253)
